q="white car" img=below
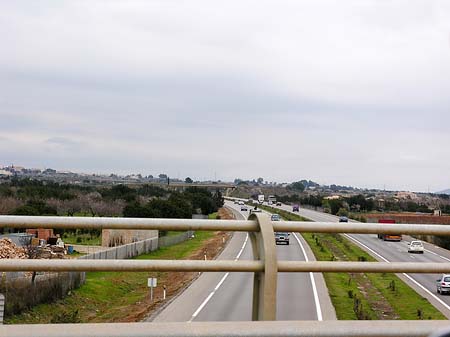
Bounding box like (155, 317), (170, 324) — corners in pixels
(437, 274), (450, 294)
(238, 201), (245, 205)
(407, 240), (424, 254)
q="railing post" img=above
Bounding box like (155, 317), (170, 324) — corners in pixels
(248, 212), (277, 321)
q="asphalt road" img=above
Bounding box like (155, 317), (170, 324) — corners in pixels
(152, 201), (335, 322)
(272, 203), (450, 318)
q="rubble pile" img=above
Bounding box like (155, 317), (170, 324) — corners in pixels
(0, 238), (29, 259)
(28, 245), (66, 259)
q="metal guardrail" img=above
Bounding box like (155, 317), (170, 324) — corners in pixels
(3, 260), (450, 274)
(2, 214), (450, 336)
(2, 215), (450, 235)
(4, 321), (450, 337)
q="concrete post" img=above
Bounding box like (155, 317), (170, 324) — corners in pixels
(248, 213), (277, 321)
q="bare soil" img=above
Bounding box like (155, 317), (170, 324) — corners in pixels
(118, 207), (235, 322)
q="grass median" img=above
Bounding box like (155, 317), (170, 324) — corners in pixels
(262, 204), (446, 320)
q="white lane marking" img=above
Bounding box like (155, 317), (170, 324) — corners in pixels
(215, 272), (230, 291)
(188, 233), (249, 322)
(191, 292), (214, 319)
(426, 250), (450, 262)
(292, 232), (323, 321)
(235, 234), (249, 261)
(343, 234), (450, 313)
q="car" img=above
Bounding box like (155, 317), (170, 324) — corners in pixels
(276, 202), (282, 206)
(408, 240), (424, 254)
(437, 274), (450, 294)
(292, 204), (299, 212)
(339, 216), (349, 223)
(240, 205), (248, 212)
(271, 214), (281, 221)
(275, 232), (290, 245)
(233, 200), (239, 204)
(238, 201), (245, 205)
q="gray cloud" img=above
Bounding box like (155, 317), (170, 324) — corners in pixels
(0, 0), (449, 191)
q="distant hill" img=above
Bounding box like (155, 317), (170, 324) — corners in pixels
(437, 189), (450, 195)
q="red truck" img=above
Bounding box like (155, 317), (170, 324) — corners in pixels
(377, 219), (402, 241)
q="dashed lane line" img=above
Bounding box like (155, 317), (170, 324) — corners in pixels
(343, 234), (450, 313)
(188, 229), (249, 322)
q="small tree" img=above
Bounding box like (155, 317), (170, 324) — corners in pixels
(185, 177), (193, 183)
(289, 181), (305, 192)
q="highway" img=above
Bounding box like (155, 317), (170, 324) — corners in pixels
(151, 200), (335, 322)
(272, 203), (450, 318)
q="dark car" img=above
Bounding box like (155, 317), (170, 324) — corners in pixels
(292, 204), (299, 212)
(276, 202), (282, 206)
(339, 216), (348, 222)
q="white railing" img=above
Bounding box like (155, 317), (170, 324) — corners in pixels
(1, 214), (450, 336)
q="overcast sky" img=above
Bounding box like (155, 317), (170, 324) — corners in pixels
(1, 1), (449, 192)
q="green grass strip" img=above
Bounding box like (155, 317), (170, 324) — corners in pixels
(261, 204), (445, 320)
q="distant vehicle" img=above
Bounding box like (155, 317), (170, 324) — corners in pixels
(275, 232), (290, 245)
(271, 214), (281, 221)
(233, 200), (239, 204)
(268, 195), (276, 205)
(292, 204), (299, 212)
(258, 194), (265, 204)
(249, 208), (262, 214)
(377, 219), (402, 241)
(339, 216), (348, 223)
(276, 202), (282, 206)
(241, 205), (248, 212)
(238, 201), (245, 205)
(436, 274), (450, 294)
(408, 240), (424, 254)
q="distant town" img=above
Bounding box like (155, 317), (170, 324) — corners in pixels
(1, 164), (449, 216)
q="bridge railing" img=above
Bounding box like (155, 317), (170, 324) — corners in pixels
(1, 214), (450, 337)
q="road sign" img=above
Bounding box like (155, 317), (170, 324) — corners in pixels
(147, 278), (157, 301)
(148, 278), (157, 287)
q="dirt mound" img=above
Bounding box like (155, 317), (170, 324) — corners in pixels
(0, 238), (28, 259)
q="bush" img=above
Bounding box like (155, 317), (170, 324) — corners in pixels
(50, 309), (81, 323)
(337, 208), (349, 216)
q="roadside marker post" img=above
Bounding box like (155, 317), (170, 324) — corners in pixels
(148, 278), (157, 301)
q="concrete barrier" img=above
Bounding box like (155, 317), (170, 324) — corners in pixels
(0, 293), (4, 324)
(0, 271), (85, 316)
(79, 231), (194, 260)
